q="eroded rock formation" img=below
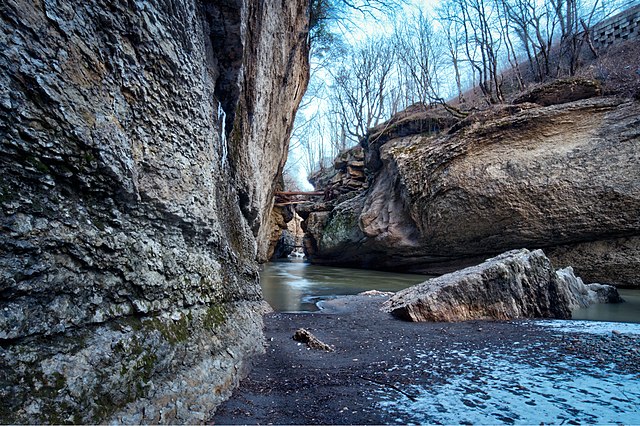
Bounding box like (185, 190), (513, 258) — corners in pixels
(266, 205), (305, 260)
(308, 145), (367, 199)
(382, 249), (621, 322)
(512, 77), (602, 106)
(0, 0), (308, 423)
(304, 93), (640, 287)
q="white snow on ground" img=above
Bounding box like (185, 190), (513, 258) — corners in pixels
(377, 333), (640, 424)
(534, 319), (640, 335)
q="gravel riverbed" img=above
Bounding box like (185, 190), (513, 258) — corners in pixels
(211, 295), (640, 425)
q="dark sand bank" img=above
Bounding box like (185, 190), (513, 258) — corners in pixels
(212, 295), (640, 425)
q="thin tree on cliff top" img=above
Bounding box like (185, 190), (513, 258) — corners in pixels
(393, 9), (444, 108)
(437, 0), (467, 103)
(330, 36), (396, 144)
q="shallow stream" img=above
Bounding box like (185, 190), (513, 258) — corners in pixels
(261, 260), (640, 322)
(260, 260), (428, 312)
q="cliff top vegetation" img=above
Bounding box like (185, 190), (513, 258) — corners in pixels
(285, 0), (640, 189)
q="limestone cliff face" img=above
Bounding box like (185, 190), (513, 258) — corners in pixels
(0, 0), (308, 423)
(305, 96), (640, 287)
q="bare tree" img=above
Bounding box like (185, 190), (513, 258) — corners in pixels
(553, 0), (603, 75)
(437, 0), (468, 103)
(393, 9), (445, 107)
(455, 0), (505, 103)
(297, 117), (331, 177)
(392, 8), (468, 117)
(308, 0), (407, 51)
(287, 0), (409, 178)
(282, 160), (303, 191)
(330, 36), (396, 143)
(327, 109), (348, 155)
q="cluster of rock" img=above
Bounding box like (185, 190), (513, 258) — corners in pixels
(308, 146), (368, 202)
(0, 0), (308, 423)
(383, 249), (622, 322)
(268, 207), (304, 259)
(303, 78), (640, 288)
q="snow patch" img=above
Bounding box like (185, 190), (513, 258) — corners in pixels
(217, 101), (228, 166)
(534, 319), (640, 335)
(376, 345), (640, 424)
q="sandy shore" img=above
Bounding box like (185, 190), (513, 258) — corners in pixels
(211, 295), (640, 425)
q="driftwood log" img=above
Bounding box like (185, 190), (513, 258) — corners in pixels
(292, 328), (335, 352)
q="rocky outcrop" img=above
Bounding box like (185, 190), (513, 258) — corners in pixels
(0, 0), (308, 424)
(308, 145), (368, 200)
(272, 210), (305, 259)
(272, 230), (295, 259)
(267, 206), (305, 260)
(382, 249), (621, 322)
(364, 103), (460, 174)
(512, 78), (602, 106)
(304, 96), (640, 287)
(266, 205), (294, 260)
(555, 266), (623, 310)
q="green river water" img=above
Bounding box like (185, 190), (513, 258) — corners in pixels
(261, 260), (640, 322)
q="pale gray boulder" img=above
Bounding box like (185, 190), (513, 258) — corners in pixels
(383, 249), (621, 322)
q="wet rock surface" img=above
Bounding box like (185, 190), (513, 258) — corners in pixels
(212, 295), (640, 425)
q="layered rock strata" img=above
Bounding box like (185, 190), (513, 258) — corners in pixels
(383, 249), (621, 322)
(304, 95), (640, 287)
(308, 145), (368, 200)
(512, 78), (602, 106)
(0, 0), (308, 423)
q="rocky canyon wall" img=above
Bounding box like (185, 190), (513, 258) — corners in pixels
(0, 0), (307, 423)
(304, 93), (640, 287)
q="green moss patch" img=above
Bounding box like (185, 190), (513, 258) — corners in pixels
(203, 304), (226, 329)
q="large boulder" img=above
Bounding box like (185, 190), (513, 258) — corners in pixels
(0, 0), (308, 423)
(382, 249), (621, 322)
(304, 96), (640, 287)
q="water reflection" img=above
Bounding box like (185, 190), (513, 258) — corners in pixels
(260, 260), (429, 312)
(261, 260), (640, 321)
(572, 289), (640, 323)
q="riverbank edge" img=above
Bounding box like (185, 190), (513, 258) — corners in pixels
(211, 294), (640, 424)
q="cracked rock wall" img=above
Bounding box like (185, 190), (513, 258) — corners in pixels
(0, 0), (308, 423)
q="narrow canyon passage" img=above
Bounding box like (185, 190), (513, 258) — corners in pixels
(2, 0), (640, 423)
